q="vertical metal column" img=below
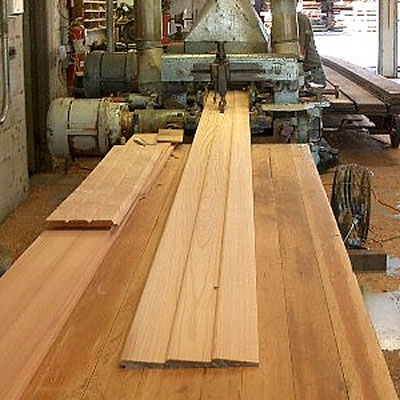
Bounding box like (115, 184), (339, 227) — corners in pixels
(106, 0), (115, 53)
(0, 0), (10, 125)
(136, 0), (163, 89)
(378, 0), (398, 77)
(270, 0), (299, 56)
(136, 0), (162, 46)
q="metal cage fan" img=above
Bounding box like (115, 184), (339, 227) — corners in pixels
(331, 164), (372, 249)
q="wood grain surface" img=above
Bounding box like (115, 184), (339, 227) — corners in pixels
(324, 66), (387, 114)
(16, 144), (398, 400)
(46, 141), (172, 229)
(121, 91), (259, 368)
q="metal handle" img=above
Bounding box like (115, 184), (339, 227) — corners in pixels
(0, 0), (10, 126)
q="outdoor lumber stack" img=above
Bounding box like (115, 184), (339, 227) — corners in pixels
(323, 56), (400, 112)
(0, 140), (175, 400)
(121, 91), (259, 368)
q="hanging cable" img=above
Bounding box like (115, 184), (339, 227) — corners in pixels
(0, 0), (10, 126)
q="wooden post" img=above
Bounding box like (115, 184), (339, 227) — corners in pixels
(378, 0), (398, 77)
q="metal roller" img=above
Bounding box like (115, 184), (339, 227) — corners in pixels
(47, 98), (133, 159)
(84, 51), (138, 98)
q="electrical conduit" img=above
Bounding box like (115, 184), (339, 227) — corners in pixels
(0, 0), (10, 125)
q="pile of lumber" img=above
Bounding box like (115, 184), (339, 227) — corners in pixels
(121, 91), (259, 368)
(46, 140), (173, 229)
(0, 140), (174, 400)
(323, 56), (400, 112)
(324, 65), (386, 115)
(17, 143), (398, 400)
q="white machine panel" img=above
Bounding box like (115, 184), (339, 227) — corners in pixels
(8, 0), (24, 15)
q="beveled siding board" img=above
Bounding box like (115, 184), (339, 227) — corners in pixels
(0, 230), (113, 400)
(121, 91), (259, 368)
(120, 93), (223, 366)
(20, 146), (191, 400)
(46, 142), (172, 229)
(166, 94), (235, 364)
(212, 91), (259, 365)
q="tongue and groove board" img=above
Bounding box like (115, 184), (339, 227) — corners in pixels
(46, 140), (172, 230)
(18, 144), (397, 400)
(120, 91), (259, 368)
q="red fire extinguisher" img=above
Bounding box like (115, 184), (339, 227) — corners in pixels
(68, 19), (87, 92)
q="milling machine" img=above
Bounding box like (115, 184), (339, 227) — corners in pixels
(48, 0), (334, 167)
(47, 0), (371, 248)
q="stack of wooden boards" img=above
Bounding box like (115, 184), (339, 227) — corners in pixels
(15, 143), (398, 400)
(46, 139), (173, 229)
(121, 91), (259, 368)
(323, 56), (400, 114)
(0, 139), (175, 400)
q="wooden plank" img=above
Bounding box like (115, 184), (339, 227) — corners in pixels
(323, 56), (400, 105)
(121, 91), (259, 368)
(21, 146), (190, 400)
(324, 66), (387, 114)
(212, 91), (259, 366)
(0, 230), (113, 400)
(158, 129), (184, 143)
(17, 144), (397, 400)
(46, 142), (172, 229)
(120, 93), (223, 367)
(324, 81), (357, 113)
(166, 94), (235, 364)
(292, 145), (398, 399)
(270, 145), (348, 399)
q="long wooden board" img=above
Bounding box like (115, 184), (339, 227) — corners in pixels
(324, 81), (356, 113)
(323, 56), (400, 107)
(324, 66), (387, 114)
(46, 141), (172, 229)
(17, 144), (398, 400)
(120, 91), (259, 368)
(212, 91), (258, 365)
(0, 230), (113, 400)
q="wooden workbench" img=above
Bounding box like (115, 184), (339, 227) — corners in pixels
(18, 144), (397, 400)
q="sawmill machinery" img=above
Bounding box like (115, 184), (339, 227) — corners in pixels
(46, 0), (371, 247)
(48, 0), (335, 166)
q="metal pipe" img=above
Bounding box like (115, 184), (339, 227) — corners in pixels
(106, 0), (115, 52)
(270, 0), (299, 56)
(0, 0), (10, 125)
(136, 0), (161, 46)
(135, 0), (163, 89)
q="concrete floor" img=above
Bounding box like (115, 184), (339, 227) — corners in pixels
(1, 131), (400, 393)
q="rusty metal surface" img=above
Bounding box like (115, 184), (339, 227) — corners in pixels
(185, 0), (268, 54)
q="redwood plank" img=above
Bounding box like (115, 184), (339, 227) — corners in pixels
(46, 142), (172, 229)
(120, 93), (222, 367)
(212, 91), (259, 366)
(292, 145), (398, 400)
(269, 145), (348, 399)
(0, 230), (112, 400)
(166, 94), (235, 364)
